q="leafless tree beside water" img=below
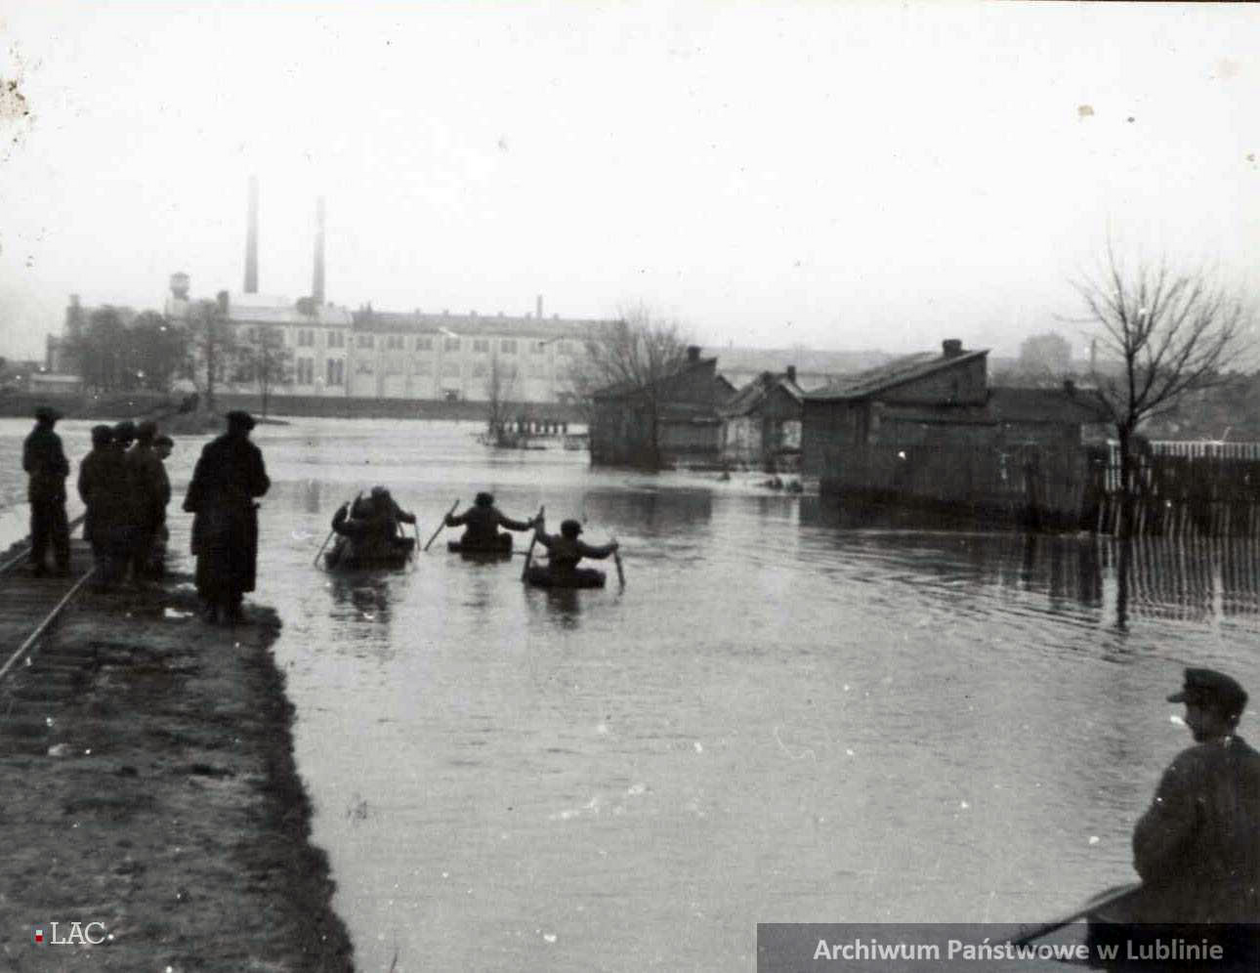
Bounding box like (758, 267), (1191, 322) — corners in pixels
(1071, 244), (1254, 533)
(237, 325), (293, 419)
(483, 349), (518, 444)
(183, 293), (242, 415)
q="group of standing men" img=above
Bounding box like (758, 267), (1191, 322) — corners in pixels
(23, 406), (269, 625)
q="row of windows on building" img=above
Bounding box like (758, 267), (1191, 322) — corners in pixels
(247, 357), (559, 385)
(278, 327), (576, 356)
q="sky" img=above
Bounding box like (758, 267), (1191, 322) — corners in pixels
(1, 0), (1259, 363)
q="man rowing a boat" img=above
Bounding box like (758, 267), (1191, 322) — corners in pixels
(444, 492), (538, 553)
(527, 516), (618, 587)
(327, 486), (415, 569)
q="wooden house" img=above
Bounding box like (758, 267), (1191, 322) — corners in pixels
(801, 339), (1110, 527)
(590, 346), (735, 468)
(718, 367), (805, 470)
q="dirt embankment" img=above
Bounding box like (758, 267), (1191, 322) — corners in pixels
(0, 572), (354, 971)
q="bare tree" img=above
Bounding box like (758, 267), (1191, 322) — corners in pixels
(483, 349), (518, 445)
(568, 303), (694, 467)
(1073, 245), (1252, 532)
(237, 325), (293, 418)
(183, 293), (241, 415)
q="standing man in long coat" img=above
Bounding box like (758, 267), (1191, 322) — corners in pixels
(183, 411), (270, 624)
(78, 424), (130, 590)
(23, 406), (71, 577)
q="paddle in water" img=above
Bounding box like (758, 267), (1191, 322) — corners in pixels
(611, 536), (625, 587)
(520, 505), (545, 581)
(424, 499), (460, 552)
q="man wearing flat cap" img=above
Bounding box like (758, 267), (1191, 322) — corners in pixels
(183, 411), (269, 623)
(23, 406), (70, 576)
(1126, 668), (1260, 927)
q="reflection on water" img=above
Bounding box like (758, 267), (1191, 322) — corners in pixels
(1, 418), (1258, 972)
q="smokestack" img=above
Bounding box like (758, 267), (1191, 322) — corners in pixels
(244, 175), (259, 294)
(536, 294), (543, 319)
(312, 196), (326, 306)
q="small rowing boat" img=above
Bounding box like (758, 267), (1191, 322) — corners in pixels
(447, 536), (513, 556)
(324, 536), (415, 571)
(524, 565), (606, 589)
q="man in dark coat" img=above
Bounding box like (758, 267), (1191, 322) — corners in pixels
(77, 424), (130, 590)
(23, 406), (71, 576)
(445, 491), (537, 552)
(125, 420), (167, 581)
(183, 411), (269, 623)
(1129, 668), (1260, 925)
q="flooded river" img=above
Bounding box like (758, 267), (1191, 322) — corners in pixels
(2, 417), (1257, 971)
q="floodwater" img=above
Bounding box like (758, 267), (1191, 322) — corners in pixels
(2, 417), (1258, 971)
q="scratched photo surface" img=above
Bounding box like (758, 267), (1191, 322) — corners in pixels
(3, 3), (1259, 971)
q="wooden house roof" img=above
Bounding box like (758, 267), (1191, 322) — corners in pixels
(805, 347), (988, 402)
(719, 371), (804, 418)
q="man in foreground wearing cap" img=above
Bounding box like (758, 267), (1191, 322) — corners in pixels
(182, 411), (270, 623)
(527, 515), (618, 587)
(444, 492), (538, 553)
(23, 406), (71, 577)
(1118, 668), (1260, 938)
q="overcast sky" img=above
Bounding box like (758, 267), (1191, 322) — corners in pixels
(2, 1), (1258, 362)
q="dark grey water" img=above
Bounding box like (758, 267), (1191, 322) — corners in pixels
(3, 417), (1256, 971)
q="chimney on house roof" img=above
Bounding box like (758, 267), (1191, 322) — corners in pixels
(687, 345), (701, 363)
(1063, 378), (1076, 394)
(786, 365), (797, 383)
(942, 339), (963, 359)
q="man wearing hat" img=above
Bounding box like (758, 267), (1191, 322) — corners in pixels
(1128, 668), (1260, 926)
(527, 515), (618, 586)
(125, 420), (167, 582)
(443, 491), (537, 552)
(182, 411), (269, 623)
(22, 406), (70, 576)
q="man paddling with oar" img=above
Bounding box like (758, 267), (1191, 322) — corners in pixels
(525, 515), (619, 589)
(1016, 668), (1260, 968)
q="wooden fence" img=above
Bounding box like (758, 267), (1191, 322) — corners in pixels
(1094, 440), (1260, 537)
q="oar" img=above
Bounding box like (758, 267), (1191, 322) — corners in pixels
(611, 537), (625, 587)
(1009, 883), (1142, 947)
(314, 492), (360, 567)
(521, 505), (544, 581)
(424, 499), (460, 552)
(312, 528), (335, 568)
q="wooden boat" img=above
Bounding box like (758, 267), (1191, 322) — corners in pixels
(448, 536), (513, 557)
(524, 564), (606, 589)
(324, 536), (415, 571)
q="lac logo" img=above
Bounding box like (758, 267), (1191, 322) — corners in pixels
(33, 922), (108, 945)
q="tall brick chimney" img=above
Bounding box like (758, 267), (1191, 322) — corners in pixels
(244, 175), (259, 294)
(312, 196), (326, 306)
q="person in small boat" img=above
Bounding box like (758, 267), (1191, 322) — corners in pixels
(528, 516), (618, 586)
(445, 492), (537, 552)
(1087, 667), (1260, 965)
(327, 486), (415, 568)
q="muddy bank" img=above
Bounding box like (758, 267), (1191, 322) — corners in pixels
(0, 572), (354, 971)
